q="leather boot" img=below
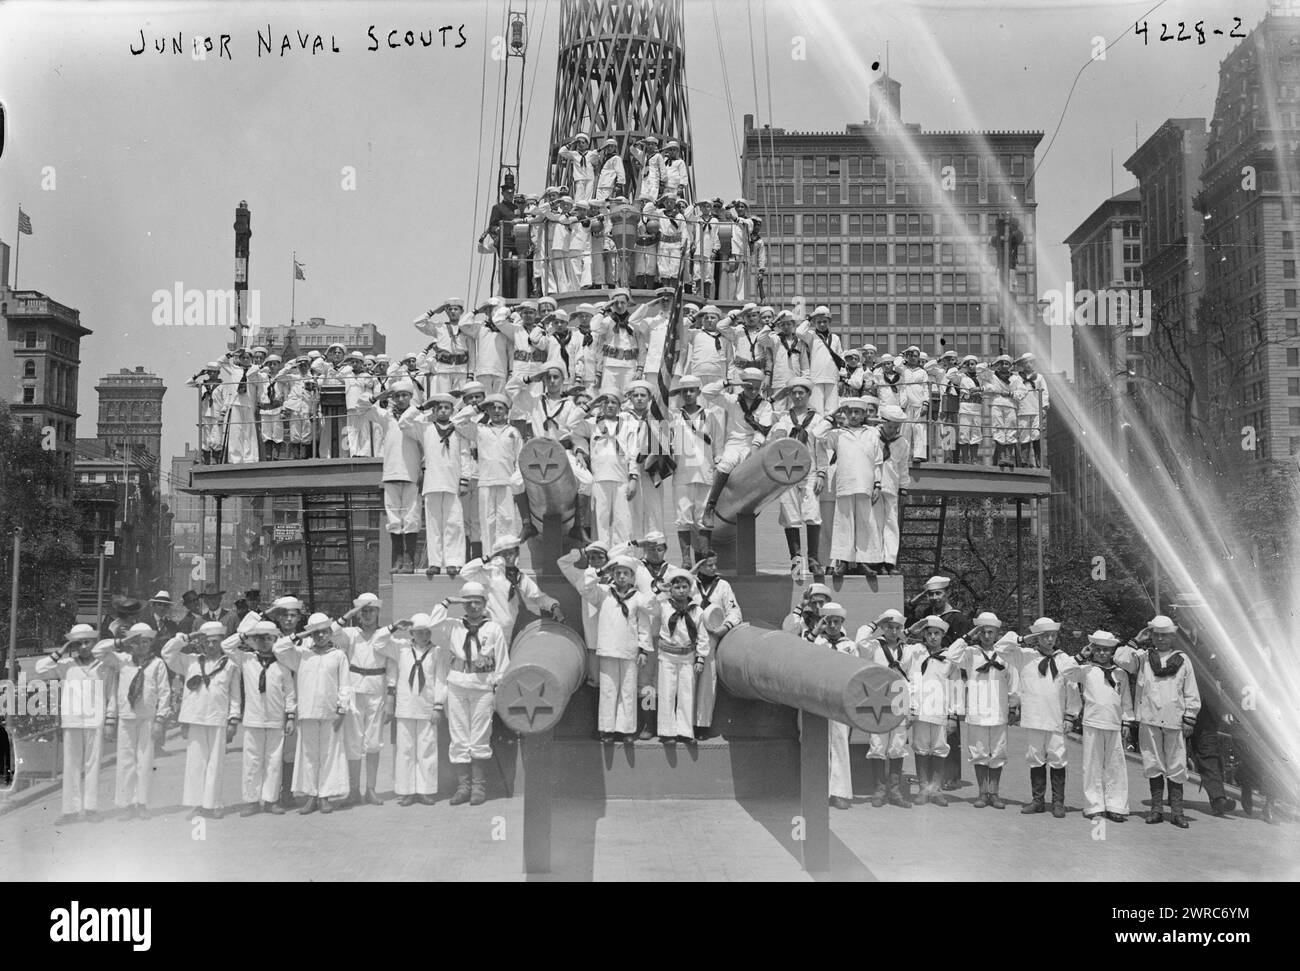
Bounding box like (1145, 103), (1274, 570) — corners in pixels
(364, 753), (384, 805)
(677, 530), (694, 567)
(390, 536), (403, 575)
(1168, 781), (1189, 828)
(407, 533), (423, 573)
(279, 770), (296, 809)
(913, 755), (930, 806)
(469, 760), (487, 806)
(298, 796), (319, 815)
(449, 764), (472, 805)
(987, 767), (1006, 809)
(929, 755), (949, 807)
(1050, 766), (1067, 817)
(1145, 776), (1164, 824)
(972, 764), (988, 808)
(805, 525), (821, 572)
(887, 758), (911, 808)
(870, 761), (887, 808)
(1240, 784), (1254, 817)
(345, 760), (362, 807)
(1021, 765), (1047, 813)
(264, 798), (285, 815)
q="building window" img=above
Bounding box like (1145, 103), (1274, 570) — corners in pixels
(1286, 260), (1297, 280)
(24, 332), (37, 349)
(1287, 319), (1298, 337)
(1290, 378), (1300, 396)
(1291, 407), (1300, 426)
(1287, 291), (1297, 308)
(22, 387), (34, 404)
(1290, 348), (1300, 366)
(23, 360), (36, 378)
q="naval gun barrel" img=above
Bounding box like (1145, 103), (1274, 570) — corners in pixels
(494, 619), (587, 734)
(712, 437), (812, 529)
(518, 436), (579, 528)
(716, 624), (907, 733)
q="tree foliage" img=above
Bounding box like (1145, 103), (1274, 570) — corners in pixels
(0, 402), (81, 654)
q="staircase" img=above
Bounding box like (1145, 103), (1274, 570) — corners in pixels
(897, 492), (946, 573)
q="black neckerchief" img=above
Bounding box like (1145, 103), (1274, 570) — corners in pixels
(127, 656), (156, 707)
(461, 618), (485, 662)
(697, 575), (720, 606)
(976, 650), (1005, 673)
(816, 329), (845, 369)
(680, 407), (711, 445)
(879, 641), (906, 676)
(920, 650), (946, 675)
(667, 602), (698, 643)
(541, 397), (567, 435)
(503, 565), (522, 602)
(1037, 651), (1060, 679)
(255, 652), (276, 693)
(409, 642), (434, 693)
(646, 560), (668, 594)
(738, 393), (770, 436)
(787, 409), (816, 444)
(609, 586), (634, 619)
(187, 654), (229, 691)
(1149, 650), (1184, 678)
(1094, 662), (1120, 691)
(433, 422), (456, 453)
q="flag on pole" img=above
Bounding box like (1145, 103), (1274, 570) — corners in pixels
(293, 259), (305, 281)
(18, 208), (32, 235)
(641, 260), (690, 485)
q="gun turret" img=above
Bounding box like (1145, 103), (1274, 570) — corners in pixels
(494, 620), (587, 734)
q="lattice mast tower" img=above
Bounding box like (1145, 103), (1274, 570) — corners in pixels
(546, 0), (695, 195)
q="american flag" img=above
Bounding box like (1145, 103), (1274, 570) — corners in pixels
(17, 208), (32, 235)
(293, 259), (305, 281)
(642, 261), (690, 485)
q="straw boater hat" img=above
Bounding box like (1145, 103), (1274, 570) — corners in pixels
(197, 620), (227, 639)
(970, 611), (1002, 631)
(1148, 615), (1177, 634)
(267, 596), (304, 614)
(806, 583), (833, 602)
(64, 623), (99, 643)
(149, 590), (174, 606)
(642, 531), (667, 548)
(923, 576), (950, 592)
(123, 622), (157, 641)
(408, 613), (435, 631)
(671, 375), (702, 393)
(352, 593), (381, 610)
(876, 608), (906, 626)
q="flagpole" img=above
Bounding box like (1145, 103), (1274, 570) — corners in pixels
(290, 251), (296, 326)
(14, 204), (21, 289)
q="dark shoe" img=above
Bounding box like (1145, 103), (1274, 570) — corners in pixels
(1022, 765), (1047, 813)
(426, 566), (441, 578)
(1083, 811), (1100, 819)
(298, 797), (319, 816)
(469, 761), (487, 806)
(941, 777), (961, 792)
(806, 558), (824, 578)
(987, 767), (1006, 809)
(119, 805), (139, 821)
(887, 759), (911, 808)
(398, 795), (417, 807)
(419, 794), (437, 805)
(693, 727), (710, 741)
(678, 735), (695, 745)
(1145, 809), (1164, 824)
(829, 796), (852, 811)
(240, 802), (262, 818)
(831, 560), (847, 578)
(1168, 781), (1189, 828)
(264, 800), (285, 815)
(319, 798), (335, 814)
(1146, 776), (1164, 823)
(188, 806), (206, 820)
(446, 566), (460, 578)
(1104, 811), (1128, 822)
(930, 790), (949, 807)
(450, 766), (472, 806)
(600, 732), (617, 744)
(1050, 766), (1067, 817)
(363, 790), (384, 807)
(662, 736), (677, 747)
(913, 754), (931, 805)
(1210, 795), (1236, 817)
(972, 765), (988, 808)
(518, 522), (540, 543)
(860, 563), (877, 579)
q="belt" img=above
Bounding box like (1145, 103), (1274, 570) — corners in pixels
(514, 349), (549, 363)
(657, 641), (696, 657)
(435, 351), (469, 365)
(349, 665), (386, 676)
(732, 358), (760, 369)
(602, 346), (639, 361)
(449, 658), (489, 674)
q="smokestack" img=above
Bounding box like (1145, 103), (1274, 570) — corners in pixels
(0, 240), (10, 292)
(868, 75), (902, 130)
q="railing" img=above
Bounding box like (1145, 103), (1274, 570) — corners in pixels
(189, 371), (1049, 471)
(3, 291), (81, 324)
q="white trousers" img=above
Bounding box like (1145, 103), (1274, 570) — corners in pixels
(1024, 727), (1068, 768)
(225, 405), (259, 464)
(629, 476), (665, 537)
(1082, 726), (1129, 815)
(182, 724), (226, 810)
(1017, 414), (1042, 443)
(911, 720), (949, 757)
(905, 402), (928, 459)
(62, 727), (103, 815)
(599, 366), (636, 396)
(447, 684), (494, 763)
(657, 654), (696, 738)
(809, 383), (839, 416)
(384, 481), (421, 534)
(694, 645), (718, 727)
(778, 478), (822, 527)
(869, 492), (900, 564)
(431, 371), (467, 396)
(831, 494), (881, 563)
(1139, 723), (1187, 783)
(592, 480), (632, 548)
(478, 484), (519, 557)
(829, 720), (852, 799)
(424, 492), (466, 569)
(114, 719), (155, 808)
(294, 719), (349, 797)
(344, 692), (385, 759)
(958, 410), (980, 445)
(598, 656), (638, 734)
(866, 725), (910, 760)
(260, 411), (284, 444)
(673, 481), (710, 529)
(394, 717), (440, 794)
(965, 723), (1008, 768)
(991, 404), (1017, 445)
(241, 726), (285, 803)
(346, 414), (374, 457)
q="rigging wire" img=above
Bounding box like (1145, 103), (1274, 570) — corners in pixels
(468, 0), (495, 304)
(710, 0), (743, 186)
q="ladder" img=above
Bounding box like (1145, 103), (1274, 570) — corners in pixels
(898, 492), (947, 573)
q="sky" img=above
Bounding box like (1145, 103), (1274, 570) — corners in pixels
(0, 0), (1278, 476)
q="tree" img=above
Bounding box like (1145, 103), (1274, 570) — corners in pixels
(0, 403), (82, 658)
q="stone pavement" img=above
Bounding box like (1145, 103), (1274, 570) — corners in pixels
(1, 725), (1294, 881)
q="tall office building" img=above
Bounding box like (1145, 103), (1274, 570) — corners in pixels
(741, 74), (1044, 360)
(1196, 12), (1300, 468)
(95, 366), (166, 466)
(0, 244), (93, 499)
